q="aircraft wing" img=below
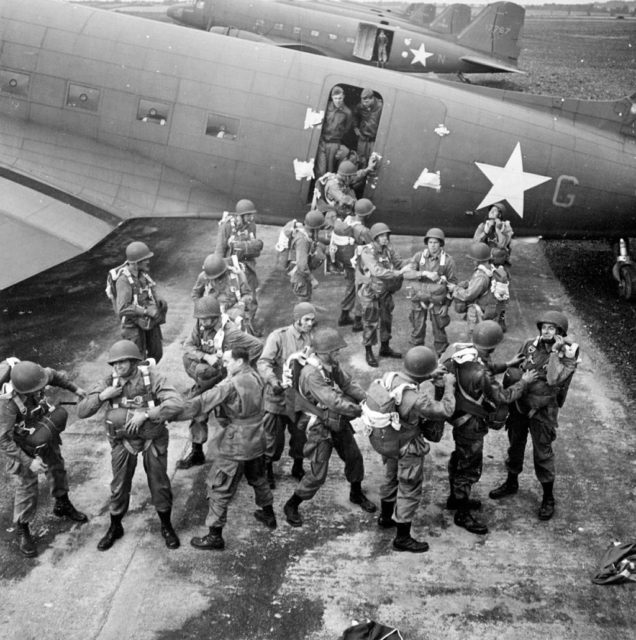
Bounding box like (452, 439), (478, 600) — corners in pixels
(460, 54), (525, 74)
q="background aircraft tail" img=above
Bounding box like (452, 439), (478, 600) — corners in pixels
(429, 3), (471, 35)
(457, 2), (524, 63)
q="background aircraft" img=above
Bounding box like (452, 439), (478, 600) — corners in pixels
(0, 0), (634, 297)
(166, 0), (525, 75)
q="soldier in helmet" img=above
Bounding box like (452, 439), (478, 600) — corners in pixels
(316, 85), (353, 177)
(257, 302), (316, 487)
(78, 340), (184, 551)
(362, 347), (456, 553)
(473, 202), (513, 257)
(0, 360), (88, 557)
(357, 222), (406, 367)
(443, 321), (537, 535)
(177, 296), (263, 470)
(332, 197), (375, 329)
(288, 210), (327, 302)
(189, 346), (275, 551)
(322, 159), (377, 219)
(283, 328), (376, 528)
(215, 199), (263, 304)
(447, 242), (497, 340)
(403, 228), (457, 357)
(191, 253), (256, 332)
(489, 311), (579, 521)
(115, 240), (167, 362)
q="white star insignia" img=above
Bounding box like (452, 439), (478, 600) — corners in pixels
(409, 43), (434, 67)
(474, 142), (551, 218)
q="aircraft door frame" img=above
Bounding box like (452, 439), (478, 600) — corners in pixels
(352, 23), (394, 64)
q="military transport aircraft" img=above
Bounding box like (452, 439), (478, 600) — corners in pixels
(0, 0), (635, 298)
(166, 0), (525, 75)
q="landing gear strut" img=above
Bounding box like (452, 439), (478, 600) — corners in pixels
(612, 238), (636, 300)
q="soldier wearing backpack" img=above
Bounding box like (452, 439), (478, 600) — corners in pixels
(110, 241), (167, 362)
(0, 359), (88, 557)
(288, 210), (327, 302)
(283, 328), (376, 528)
(443, 321), (537, 535)
(489, 311), (579, 521)
(77, 340), (184, 551)
(360, 347), (456, 553)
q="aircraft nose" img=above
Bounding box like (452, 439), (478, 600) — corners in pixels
(167, 6), (183, 22)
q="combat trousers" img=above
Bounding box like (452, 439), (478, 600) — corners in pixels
(263, 411), (306, 462)
(11, 442), (69, 524)
(121, 325), (163, 363)
(356, 138), (374, 168)
(295, 420), (364, 501)
(504, 404), (557, 484)
(409, 303), (449, 356)
(359, 290), (394, 347)
(316, 139), (340, 176)
(341, 267), (360, 314)
(290, 271), (312, 301)
(379, 437), (429, 523)
(448, 417), (486, 501)
(108, 431), (172, 516)
(242, 260), (259, 299)
(205, 455), (273, 528)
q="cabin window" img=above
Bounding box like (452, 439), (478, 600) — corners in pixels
(206, 113), (239, 140)
(66, 83), (100, 111)
(310, 30), (319, 37)
(274, 23), (284, 31)
(137, 99), (170, 125)
(0, 70), (30, 98)
(329, 34), (338, 41)
(293, 27), (301, 35)
(195, 1), (205, 9)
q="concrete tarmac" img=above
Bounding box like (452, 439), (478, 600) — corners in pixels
(0, 219), (634, 639)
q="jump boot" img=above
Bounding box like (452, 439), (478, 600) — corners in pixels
(254, 504), (277, 530)
(377, 500), (397, 528)
(538, 481), (555, 521)
(379, 342), (402, 358)
(454, 501), (489, 535)
(290, 458), (305, 480)
(191, 526), (225, 550)
(365, 346), (378, 368)
(158, 509), (180, 549)
(351, 316), (363, 332)
(97, 514), (124, 551)
(53, 493), (88, 523)
(283, 493), (304, 527)
(338, 310), (353, 326)
(350, 482), (377, 513)
(447, 480), (481, 510)
(392, 522), (429, 553)
(489, 472), (519, 500)
(176, 442), (205, 470)
(16, 521), (37, 558)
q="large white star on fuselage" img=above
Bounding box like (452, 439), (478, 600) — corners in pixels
(409, 43), (434, 67)
(474, 142), (551, 218)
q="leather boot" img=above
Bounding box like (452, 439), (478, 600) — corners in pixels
(454, 504), (489, 535)
(53, 493), (88, 523)
(254, 504), (277, 530)
(350, 482), (377, 513)
(365, 346), (378, 368)
(379, 342), (402, 358)
(283, 493), (304, 527)
(97, 514), (124, 551)
(377, 500), (397, 528)
(176, 443), (205, 470)
(266, 460), (276, 489)
(489, 473), (519, 500)
(446, 494), (482, 510)
(392, 521), (429, 553)
(190, 526), (225, 550)
(158, 510), (180, 549)
(351, 316), (363, 332)
(538, 482), (555, 520)
(16, 521), (37, 558)
(290, 458), (305, 480)
(338, 310), (353, 326)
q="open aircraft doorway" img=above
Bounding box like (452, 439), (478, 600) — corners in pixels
(353, 24), (394, 67)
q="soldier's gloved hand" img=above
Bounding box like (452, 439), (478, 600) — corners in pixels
(506, 353), (525, 368)
(29, 457), (48, 474)
(99, 386), (123, 402)
(521, 369), (539, 385)
(126, 411), (147, 434)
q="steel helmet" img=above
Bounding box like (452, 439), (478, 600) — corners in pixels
(370, 222), (391, 239)
(125, 241), (154, 263)
(337, 160), (358, 177)
(354, 198), (376, 217)
(203, 254), (228, 278)
(304, 210), (325, 229)
(11, 361), (48, 394)
(194, 296), (221, 319)
(403, 346), (438, 379)
(472, 320), (504, 350)
(467, 242), (491, 262)
(234, 199), (257, 215)
(311, 327), (347, 353)
(107, 340), (143, 364)
(536, 310), (568, 336)
(424, 228), (446, 246)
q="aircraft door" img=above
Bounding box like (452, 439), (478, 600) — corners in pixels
(353, 24), (394, 64)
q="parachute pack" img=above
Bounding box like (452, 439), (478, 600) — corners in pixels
(105, 262), (128, 315)
(592, 541), (636, 585)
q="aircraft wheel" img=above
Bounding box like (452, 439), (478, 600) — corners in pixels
(618, 264), (636, 301)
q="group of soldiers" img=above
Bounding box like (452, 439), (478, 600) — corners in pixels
(0, 196), (579, 559)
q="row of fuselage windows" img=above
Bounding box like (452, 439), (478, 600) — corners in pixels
(0, 68), (239, 140)
(253, 18), (357, 44)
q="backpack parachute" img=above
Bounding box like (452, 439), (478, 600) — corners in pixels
(105, 262), (128, 315)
